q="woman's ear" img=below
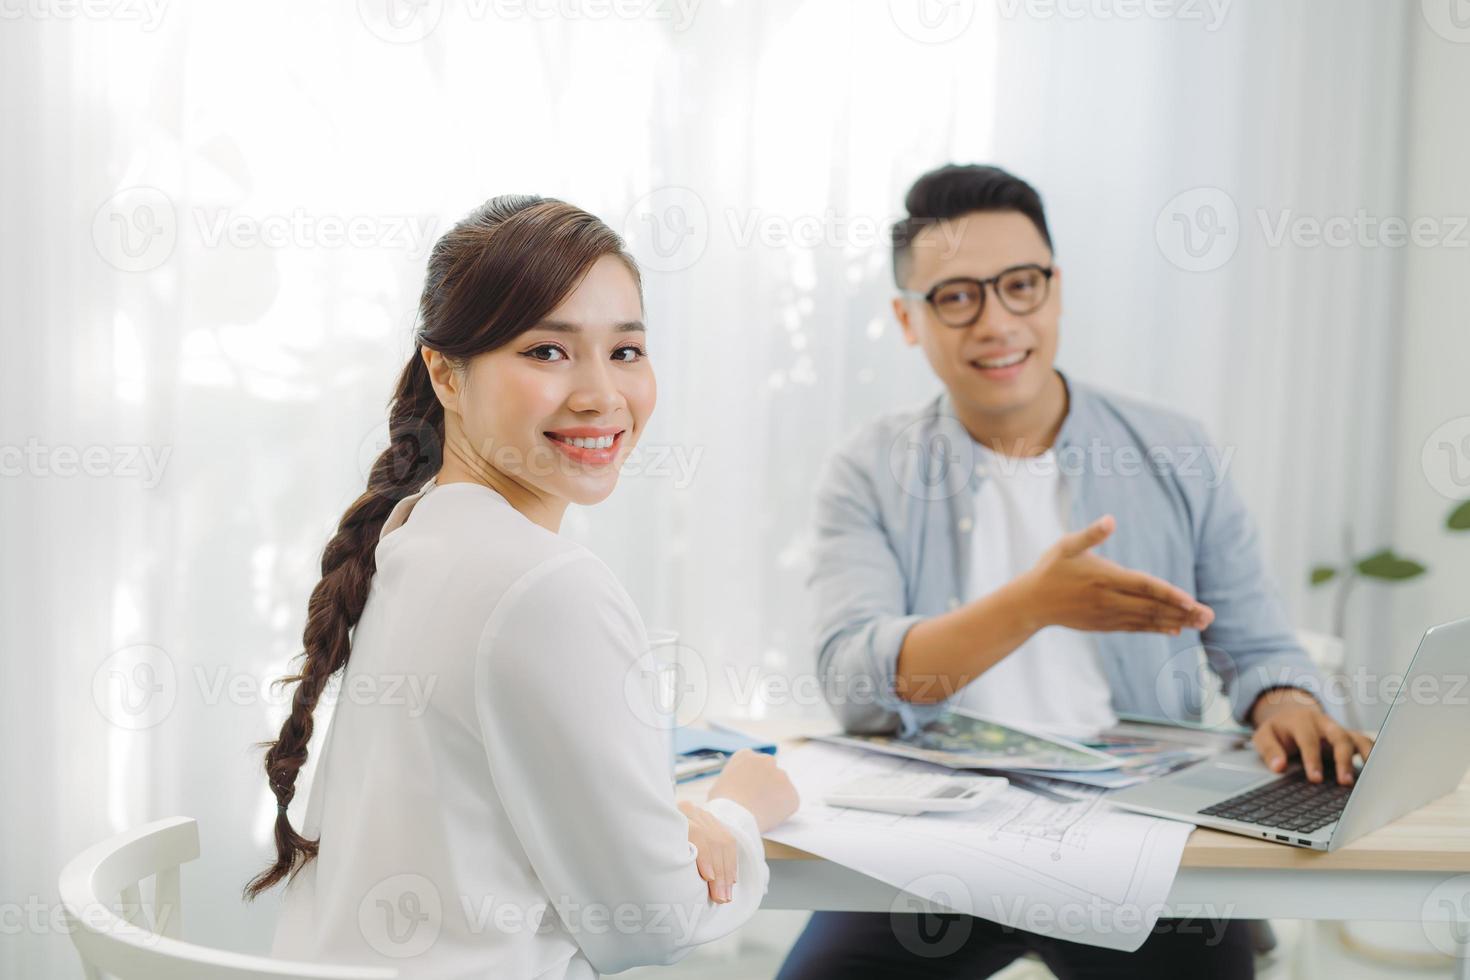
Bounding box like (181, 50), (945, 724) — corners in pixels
(422, 347), (461, 414)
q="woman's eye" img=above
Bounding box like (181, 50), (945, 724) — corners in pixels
(524, 344), (567, 362)
(612, 345), (646, 363)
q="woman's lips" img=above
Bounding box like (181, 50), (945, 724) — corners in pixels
(543, 429), (625, 467)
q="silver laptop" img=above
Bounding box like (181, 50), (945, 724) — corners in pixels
(1109, 616), (1470, 851)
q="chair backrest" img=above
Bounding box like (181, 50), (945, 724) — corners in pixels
(58, 815), (397, 980)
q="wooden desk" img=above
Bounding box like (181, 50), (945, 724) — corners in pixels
(681, 731), (1470, 974)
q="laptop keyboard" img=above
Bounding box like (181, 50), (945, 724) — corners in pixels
(1197, 775), (1354, 833)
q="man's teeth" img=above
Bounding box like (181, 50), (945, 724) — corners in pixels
(556, 435), (615, 449)
(976, 351), (1028, 369)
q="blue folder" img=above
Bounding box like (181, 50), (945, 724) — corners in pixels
(673, 726), (777, 783)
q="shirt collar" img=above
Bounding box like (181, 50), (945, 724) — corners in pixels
(379, 476), (439, 541)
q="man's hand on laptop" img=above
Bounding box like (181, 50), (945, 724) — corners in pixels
(1250, 688), (1375, 785)
(1019, 515), (1215, 636)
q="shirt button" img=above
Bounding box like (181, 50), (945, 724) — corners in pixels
(957, 517), (973, 533)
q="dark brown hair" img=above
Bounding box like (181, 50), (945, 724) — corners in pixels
(243, 195), (640, 900)
(890, 164), (1052, 286)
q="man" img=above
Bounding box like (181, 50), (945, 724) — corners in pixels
(776, 164), (1373, 979)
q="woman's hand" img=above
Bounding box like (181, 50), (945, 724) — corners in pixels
(708, 748), (800, 833)
(679, 800), (739, 903)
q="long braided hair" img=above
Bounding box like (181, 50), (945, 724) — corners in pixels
(243, 195), (640, 899)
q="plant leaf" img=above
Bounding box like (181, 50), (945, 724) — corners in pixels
(1309, 566), (1337, 586)
(1448, 500), (1470, 531)
(1355, 549), (1428, 581)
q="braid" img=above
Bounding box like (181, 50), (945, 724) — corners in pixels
(243, 357), (442, 900)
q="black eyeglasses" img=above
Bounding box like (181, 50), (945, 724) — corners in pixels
(899, 264), (1054, 328)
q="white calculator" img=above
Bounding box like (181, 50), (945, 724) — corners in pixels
(824, 772), (1008, 815)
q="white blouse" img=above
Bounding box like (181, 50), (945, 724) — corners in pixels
(270, 478), (768, 978)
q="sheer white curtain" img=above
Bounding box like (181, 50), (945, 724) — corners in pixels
(1, 1), (1409, 974)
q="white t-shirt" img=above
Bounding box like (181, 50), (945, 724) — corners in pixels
(270, 479), (767, 979)
(952, 443), (1118, 739)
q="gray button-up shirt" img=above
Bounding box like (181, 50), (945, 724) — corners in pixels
(810, 373), (1326, 735)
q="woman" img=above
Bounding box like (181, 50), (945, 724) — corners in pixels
(246, 195), (799, 978)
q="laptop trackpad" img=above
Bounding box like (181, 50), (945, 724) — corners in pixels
(1174, 763), (1270, 794)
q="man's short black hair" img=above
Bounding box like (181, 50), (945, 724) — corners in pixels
(891, 164), (1052, 286)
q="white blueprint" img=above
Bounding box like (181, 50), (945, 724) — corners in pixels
(764, 742), (1194, 952)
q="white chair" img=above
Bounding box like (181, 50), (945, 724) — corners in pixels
(58, 815), (396, 980)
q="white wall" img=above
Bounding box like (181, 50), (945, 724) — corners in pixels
(1387, 12), (1470, 720)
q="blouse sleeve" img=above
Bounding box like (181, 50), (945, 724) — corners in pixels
(474, 549), (770, 973)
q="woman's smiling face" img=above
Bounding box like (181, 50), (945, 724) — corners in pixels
(439, 254), (655, 509)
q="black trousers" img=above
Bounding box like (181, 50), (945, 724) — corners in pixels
(775, 911), (1255, 980)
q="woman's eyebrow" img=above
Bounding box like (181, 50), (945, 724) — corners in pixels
(533, 319), (646, 334)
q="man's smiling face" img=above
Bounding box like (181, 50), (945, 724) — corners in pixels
(894, 209), (1061, 422)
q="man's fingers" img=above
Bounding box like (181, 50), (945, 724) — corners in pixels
(1349, 731), (1375, 761)
(1252, 725), (1288, 773)
(1106, 594), (1196, 633)
(1291, 720), (1325, 782)
(1323, 724), (1358, 784)
(1061, 515), (1115, 556)
(1112, 568), (1197, 611)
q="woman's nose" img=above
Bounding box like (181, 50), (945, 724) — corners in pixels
(565, 361), (623, 416)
